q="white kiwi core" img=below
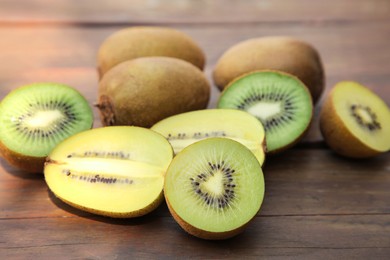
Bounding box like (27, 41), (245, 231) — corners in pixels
(24, 110), (64, 128)
(247, 102), (282, 121)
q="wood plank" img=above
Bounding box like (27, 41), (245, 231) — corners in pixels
(0, 0), (389, 24)
(1, 149), (389, 220)
(1, 214), (389, 258)
(0, 21), (389, 143)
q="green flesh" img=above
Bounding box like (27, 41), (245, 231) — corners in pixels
(0, 83), (93, 157)
(165, 138), (264, 233)
(218, 71), (313, 152)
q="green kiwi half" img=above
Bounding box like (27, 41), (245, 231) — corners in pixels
(217, 70), (313, 153)
(0, 83), (94, 172)
(164, 137), (265, 240)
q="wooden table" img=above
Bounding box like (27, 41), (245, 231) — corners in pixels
(1, 1), (389, 258)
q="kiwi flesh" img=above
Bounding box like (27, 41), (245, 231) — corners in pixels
(320, 81), (390, 158)
(217, 70), (313, 153)
(97, 57), (210, 128)
(0, 83), (93, 173)
(151, 109), (266, 165)
(97, 26), (205, 78)
(213, 36), (325, 104)
(44, 126), (173, 218)
(164, 137), (264, 240)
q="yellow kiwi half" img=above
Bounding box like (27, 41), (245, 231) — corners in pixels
(97, 26), (205, 78)
(44, 126), (173, 218)
(151, 109), (266, 165)
(213, 36), (325, 104)
(320, 81), (390, 158)
(97, 57), (210, 128)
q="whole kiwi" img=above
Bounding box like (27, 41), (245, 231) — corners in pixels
(213, 36), (325, 104)
(97, 57), (210, 128)
(97, 26), (205, 78)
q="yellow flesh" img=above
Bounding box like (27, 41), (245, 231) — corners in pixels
(151, 109), (266, 165)
(333, 82), (390, 151)
(44, 126), (172, 215)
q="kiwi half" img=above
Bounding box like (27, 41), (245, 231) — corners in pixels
(164, 137), (264, 240)
(213, 36), (325, 104)
(97, 26), (205, 78)
(0, 83), (93, 173)
(217, 70), (313, 153)
(151, 109), (266, 165)
(44, 126), (173, 218)
(320, 81), (390, 158)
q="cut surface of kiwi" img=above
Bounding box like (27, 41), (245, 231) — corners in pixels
(320, 81), (390, 158)
(0, 83), (93, 172)
(164, 137), (265, 240)
(44, 126), (173, 218)
(151, 109), (266, 165)
(218, 70), (313, 153)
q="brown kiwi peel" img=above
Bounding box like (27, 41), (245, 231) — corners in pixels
(0, 141), (44, 173)
(55, 190), (165, 218)
(213, 36), (325, 104)
(97, 57), (210, 128)
(97, 26), (206, 78)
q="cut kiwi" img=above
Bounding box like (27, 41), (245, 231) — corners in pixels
(151, 109), (266, 165)
(164, 137), (265, 240)
(320, 81), (390, 158)
(217, 70), (313, 153)
(0, 83), (93, 173)
(44, 126), (173, 218)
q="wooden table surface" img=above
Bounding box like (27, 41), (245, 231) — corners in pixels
(1, 1), (389, 259)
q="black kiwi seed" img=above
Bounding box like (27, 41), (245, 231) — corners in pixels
(350, 104), (381, 131)
(190, 161), (237, 209)
(61, 168), (129, 185)
(234, 88), (296, 132)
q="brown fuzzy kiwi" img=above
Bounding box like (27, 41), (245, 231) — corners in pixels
(320, 81), (390, 158)
(97, 57), (210, 128)
(213, 36), (325, 104)
(97, 26), (205, 78)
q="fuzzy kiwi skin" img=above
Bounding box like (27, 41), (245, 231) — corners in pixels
(320, 90), (382, 158)
(97, 57), (210, 128)
(213, 36), (325, 104)
(97, 26), (205, 78)
(0, 142), (45, 173)
(165, 198), (254, 240)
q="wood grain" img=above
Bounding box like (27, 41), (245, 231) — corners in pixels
(1, 215), (389, 258)
(0, 0), (389, 24)
(1, 149), (389, 218)
(1, 21), (389, 142)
